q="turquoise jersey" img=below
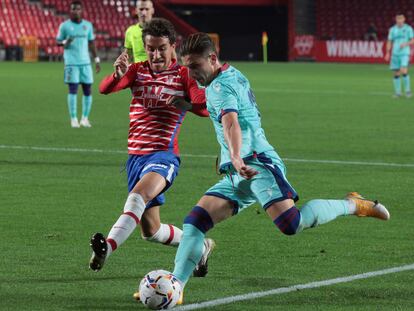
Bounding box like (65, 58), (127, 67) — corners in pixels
(388, 23), (414, 56)
(56, 19), (95, 65)
(206, 64), (277, 172)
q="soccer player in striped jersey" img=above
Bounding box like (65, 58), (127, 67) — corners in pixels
(385, 13), (414, 98)
(89, 19), (214, 278)
(56, 0), (100, 128)
(169, 33), (390, 297)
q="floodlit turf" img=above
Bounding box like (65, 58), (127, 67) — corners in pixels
(1, 61), (413, 310)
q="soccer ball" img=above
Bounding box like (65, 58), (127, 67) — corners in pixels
(139, 270), (182, 310)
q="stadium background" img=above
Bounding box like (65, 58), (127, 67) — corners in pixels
(3, 0), (413, 63)
(2, 1), (414, 311)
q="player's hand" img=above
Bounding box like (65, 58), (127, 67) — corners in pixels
(384, 53), (390, 61)
(63, 37), (74, 49)
(166, 96), (192, 111)
(231, 156), (258, 180)
(400, 42), (408, 49)
(114, 52), (129, 79)
(95, 62), (101, 74)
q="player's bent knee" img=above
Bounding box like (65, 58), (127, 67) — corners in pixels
(68, 83), (79, 94)
(81, 83), (92, 96)
(184, 206), (214, 234)
(273, 206), (301, 236)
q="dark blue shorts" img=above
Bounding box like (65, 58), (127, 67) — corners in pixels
(126, 151), (180, 209)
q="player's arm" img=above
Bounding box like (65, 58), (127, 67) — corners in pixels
(166, 68), (209, 117)
(407, 27), (414, 46)
(88, 40), (101, 73)
(385, 29), (393, 61)
(56, 24), (73, 49)
(166, 96), (208, 117)
(221, 112), (258, 180)
(99, 52), (135, 94)
(385, 40), (392, 61)
(57, 38), (73, 49)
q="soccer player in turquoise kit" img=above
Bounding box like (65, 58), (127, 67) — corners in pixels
(56, 0), (100, 128)
(168, 33), (391, 299)
(385, 13), (414, 98)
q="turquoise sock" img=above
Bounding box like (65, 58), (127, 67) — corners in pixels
(393, 76), (402, 95)
(402, 74), (411, 93)
(67, 94), (77, 119)
(173, 224), (205, 286)
(297, 199), (349, 232)
(82, 95), (92, 118)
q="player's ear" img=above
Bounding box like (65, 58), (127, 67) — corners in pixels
(210, 53), (218, 65)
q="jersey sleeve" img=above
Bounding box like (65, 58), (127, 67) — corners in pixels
(88, 22), (95, 41)
(388, 28), (393, 41)
(124, 27), (132, 49)
(56, 23), (66, 41)
(409, 26), (414, 40)
(210, 81), (239, 123)
(181, 67), (208, 117)
(99, 63), (138, 94)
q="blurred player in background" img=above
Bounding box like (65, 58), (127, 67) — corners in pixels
(89, 19), (214, 282)
(124, 0), (154, 62)
(169, 33), (390, 296)
(385, 13), (414, 98)
(56, 0), (100, 128)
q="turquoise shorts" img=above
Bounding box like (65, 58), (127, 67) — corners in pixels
(205, 151), (298, 214)
(64, 64), (93, 84)
(390, 55), (410, 70)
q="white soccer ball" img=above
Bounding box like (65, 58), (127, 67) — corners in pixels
(139, 270), (182, 310)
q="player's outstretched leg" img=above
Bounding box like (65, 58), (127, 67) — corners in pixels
(173, 206), (215, 288)
(89, 193), (146, 271)
(270, 193), (389, 236)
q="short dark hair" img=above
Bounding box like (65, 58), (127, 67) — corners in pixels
(142, 18), (176, 44)
(396, 12), (405, 16)
(136, 0), (153, 6)
(71, 0), (82, 7)
(180, 33), (216, 57)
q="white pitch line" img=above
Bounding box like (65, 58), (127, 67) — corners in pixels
(1, 144), (414, 168)
(174, 263), (414, 311)
(254, 88), (390, 97)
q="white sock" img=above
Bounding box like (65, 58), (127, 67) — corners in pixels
(142, 224), (207, 254)
(144, 224), (183, 246)
(106, 193), (146, 257)
(348, 200), (357, 215)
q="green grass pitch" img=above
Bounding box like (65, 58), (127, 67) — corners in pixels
(1, 61), (413, 310)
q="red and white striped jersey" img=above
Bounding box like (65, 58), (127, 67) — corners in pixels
(99, 60), (207, 155)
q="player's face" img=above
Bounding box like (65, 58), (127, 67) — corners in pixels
(182, 53), (216, 86)
(70, 4), (82, 21)
(144, 35), (175, 72)
(136, 1), (154, 24)
(396, 15), (405, 26)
